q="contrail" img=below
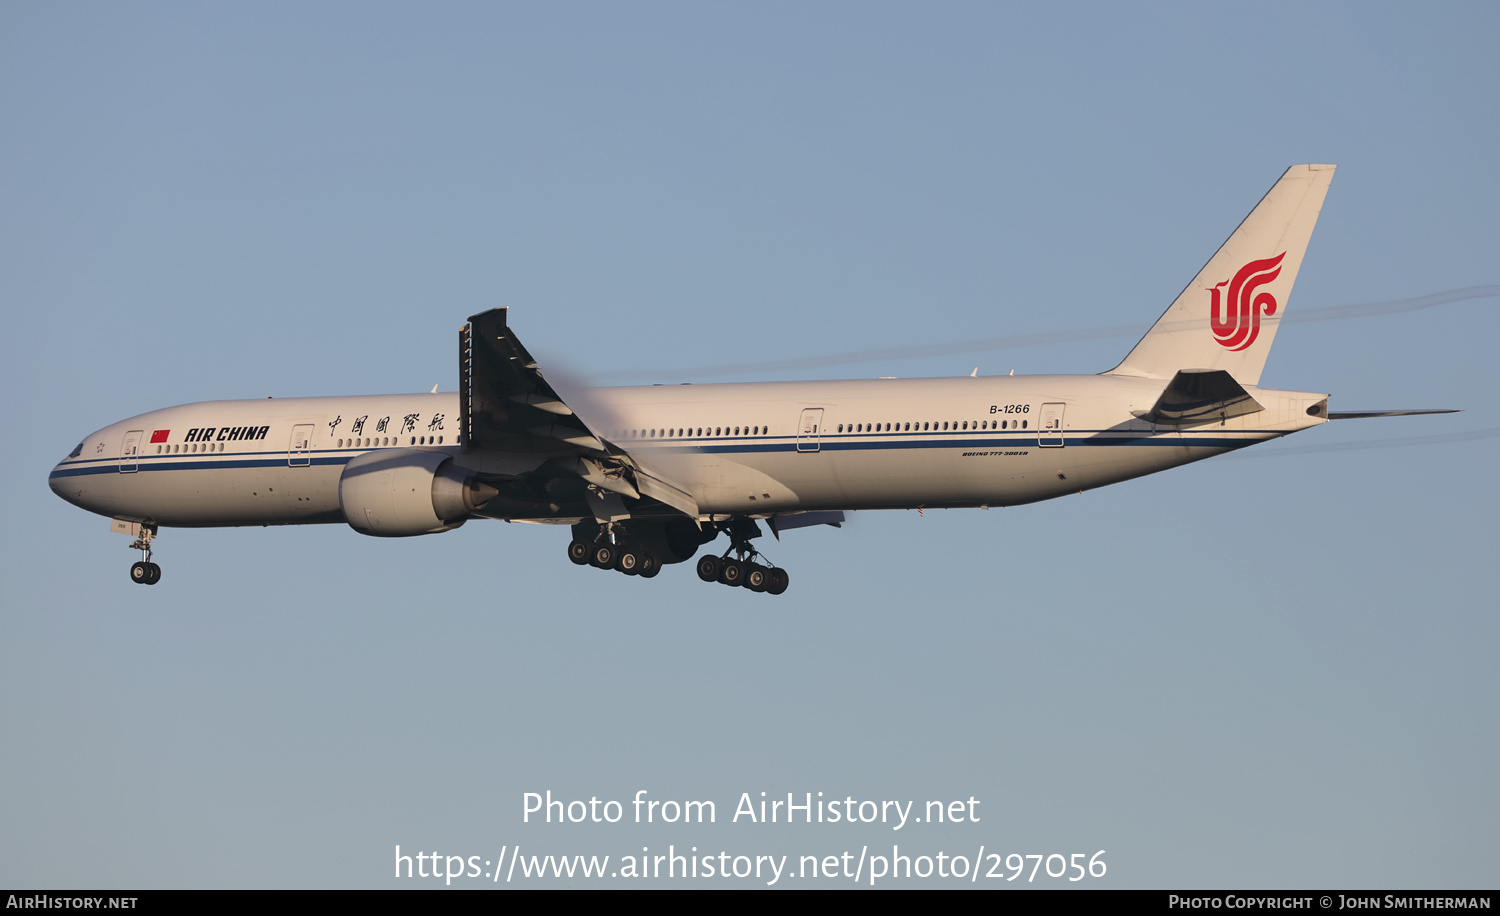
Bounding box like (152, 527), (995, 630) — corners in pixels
(1228, 426), (1500, 459)
(603, 285), (1498, 382)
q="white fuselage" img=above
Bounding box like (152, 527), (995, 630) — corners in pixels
(49, 375), (1328, 528)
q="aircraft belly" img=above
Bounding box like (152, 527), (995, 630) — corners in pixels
(664, 452), (807, 516)
(698, 434), (1239, 512)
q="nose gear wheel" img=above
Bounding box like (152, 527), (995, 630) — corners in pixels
(127, 524), (162, 585)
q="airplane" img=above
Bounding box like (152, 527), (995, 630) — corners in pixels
(49, 164), (1455, 593)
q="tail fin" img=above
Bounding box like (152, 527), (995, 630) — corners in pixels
(1107, 164), (1335, 386)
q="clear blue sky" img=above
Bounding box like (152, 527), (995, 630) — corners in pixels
(2, 2), (1496, 888)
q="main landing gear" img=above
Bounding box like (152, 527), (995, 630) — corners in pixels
(694, 518), (789, 596)
(564, 517), (791, 595)
(128, 524), (161, 585)
(695, 554), (789, 595)
(567, 525), (661, 579)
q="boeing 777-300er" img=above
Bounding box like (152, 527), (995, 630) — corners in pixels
(49, 164), (1454, 594)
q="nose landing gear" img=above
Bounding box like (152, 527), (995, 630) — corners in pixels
(128, 524), (161, 585)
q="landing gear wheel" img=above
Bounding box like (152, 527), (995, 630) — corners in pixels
(127, 524), (160, 585)
(567, 538), (592, 565)
(719, 559), (744, 587)
(766, 567), (789, 595)
(696, 555), (723, 582)
(615, 545), (642, 575)
(638, 552), (661, 578)
(590, 542), (617, 569)
(745, 563), (769, 592)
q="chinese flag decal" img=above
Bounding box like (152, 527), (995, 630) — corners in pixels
(150, 430), (170, 443)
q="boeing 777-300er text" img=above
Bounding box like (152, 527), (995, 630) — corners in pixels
(50, 165), (1454, 593)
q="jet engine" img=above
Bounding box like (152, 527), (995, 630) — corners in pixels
(339, 449), (495, 537)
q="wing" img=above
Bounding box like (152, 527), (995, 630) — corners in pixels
(459, 308), (700, 520)
(462, 307), (605, 454)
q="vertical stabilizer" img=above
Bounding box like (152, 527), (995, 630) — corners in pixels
(1107, 164), (1335, 386)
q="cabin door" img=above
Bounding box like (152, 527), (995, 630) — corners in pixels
(796, 408), (824, 453)
(1038, 403), (1066, 447)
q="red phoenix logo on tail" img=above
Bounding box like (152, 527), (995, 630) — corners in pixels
(1209, 252), (1285, 351)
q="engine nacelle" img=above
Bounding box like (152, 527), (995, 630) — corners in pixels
(339, 449), (485, 537)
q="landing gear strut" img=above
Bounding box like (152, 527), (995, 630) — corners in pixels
(128, 524), (161, 585)
(694, 519), (789, 596)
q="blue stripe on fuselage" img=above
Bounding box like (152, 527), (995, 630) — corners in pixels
(48, 432), (1272, 481)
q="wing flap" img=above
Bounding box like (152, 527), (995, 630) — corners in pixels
(634, 467), (701, 520)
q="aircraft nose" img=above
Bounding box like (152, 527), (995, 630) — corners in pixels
(49, 461), (71, 498)
(49, 455), (87, 508)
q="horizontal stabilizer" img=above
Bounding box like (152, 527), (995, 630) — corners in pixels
(1142, 369), (1263, 425)
(1328, 409), (1460, 419)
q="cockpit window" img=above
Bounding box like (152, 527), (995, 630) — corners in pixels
(68, 442), (84, 459)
